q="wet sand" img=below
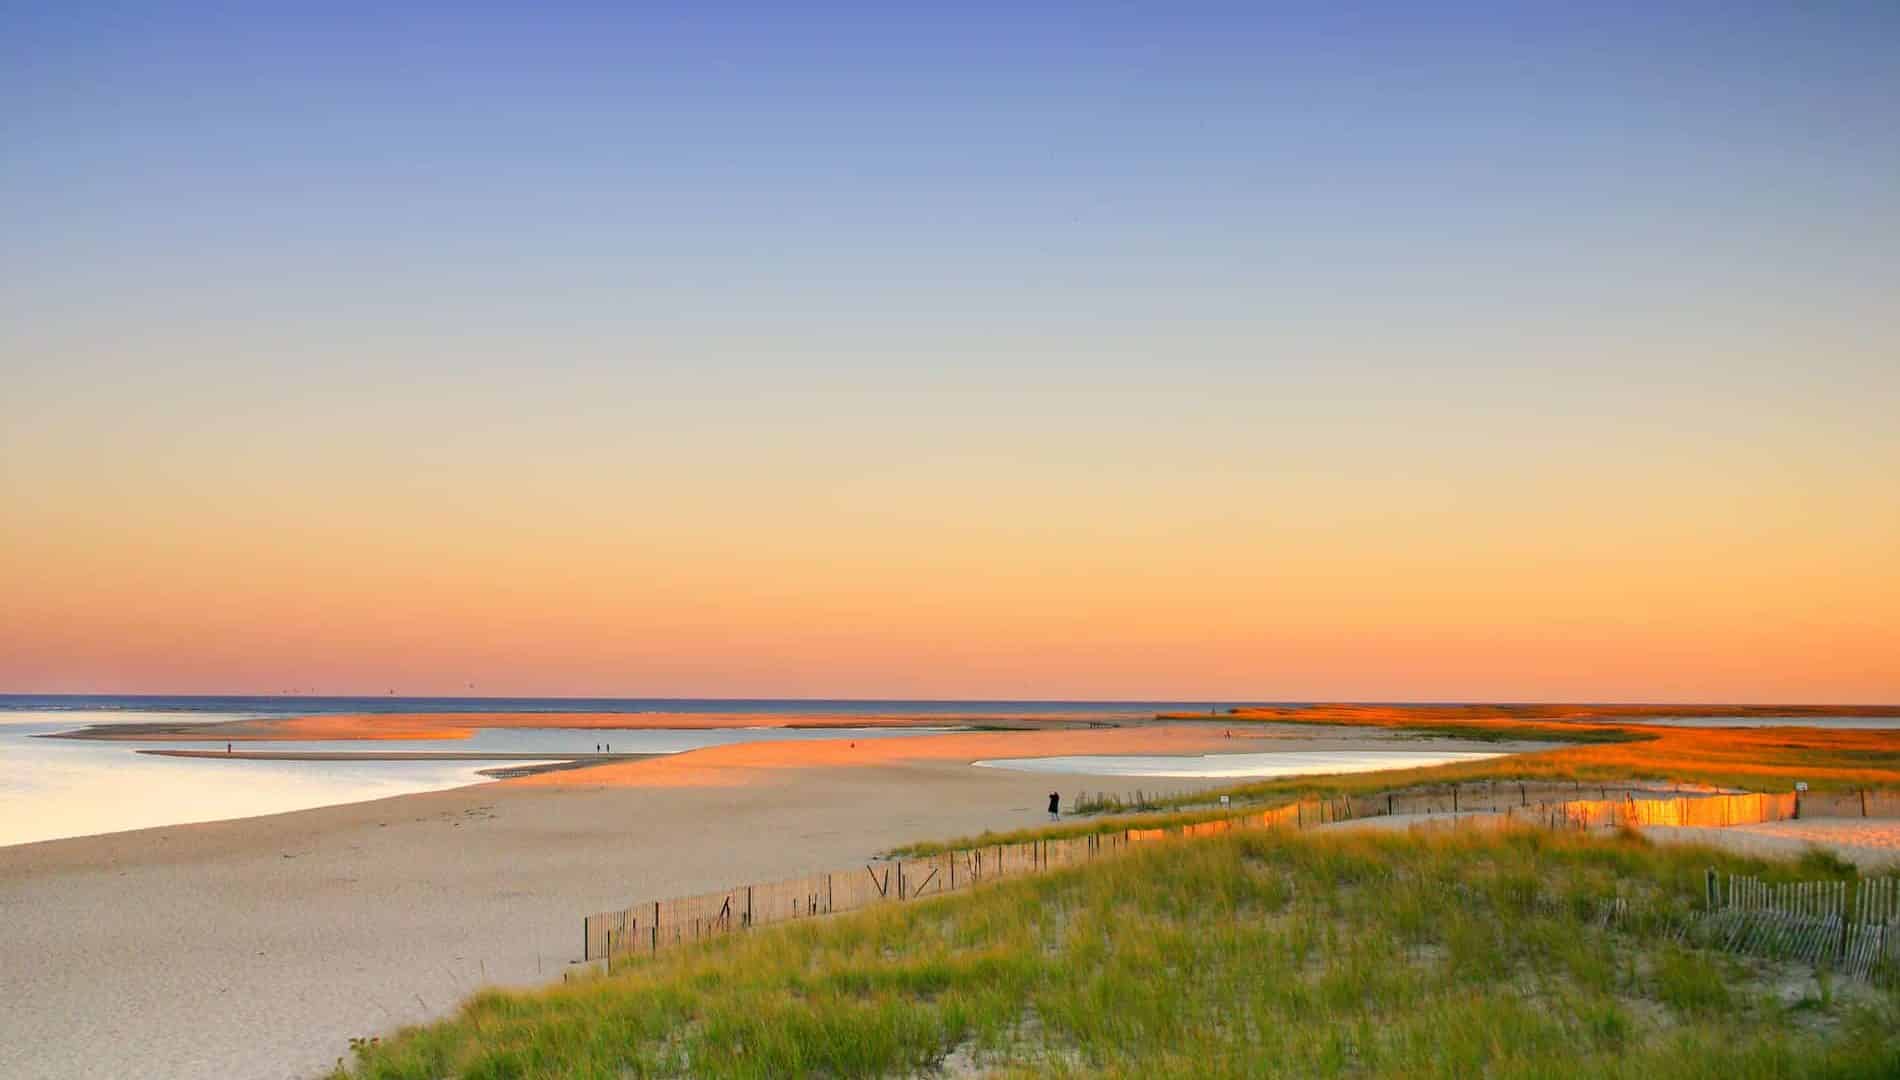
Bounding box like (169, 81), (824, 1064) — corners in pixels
(51, 711), (1070, 742)
(505, 721), (1465, 788)
(0, 722), (1528, 1080)
(137, 748), (656, 763)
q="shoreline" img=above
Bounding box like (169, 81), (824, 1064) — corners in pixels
(131, 748), (666, 780)
(135, 748), (661, 763)
(43, 712), (1090, 742)
(496, 721), (1539, 789)
(0, 721), (1539, 1079)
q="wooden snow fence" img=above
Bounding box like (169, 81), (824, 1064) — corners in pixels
(1702, 871), (1900, 982)
(1519, 791), (1797, 831)
(581, 786), (1888, 964)
(1795, 788), (1900, 819)
(584, 834), (1136, 960)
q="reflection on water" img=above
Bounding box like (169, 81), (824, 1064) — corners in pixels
(0, 712), (942, 848)
(971, 750), (1504, 780)
(0, 716), (497, 848)
(117, 724), (957, 756)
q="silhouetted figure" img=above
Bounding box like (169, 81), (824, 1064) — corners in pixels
(226, 743), (232, 754)
(1048, 791), (1060, 820)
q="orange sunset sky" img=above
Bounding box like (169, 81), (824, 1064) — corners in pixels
(4, 7), (1897, 702)
(5, 356), (1895, 701)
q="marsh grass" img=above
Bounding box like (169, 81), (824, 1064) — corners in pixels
(1200, 706), (1900, 795)
(337, 828), (1898, 1078)
(893, 709), (1900, 856)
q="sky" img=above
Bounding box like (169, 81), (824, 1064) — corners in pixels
(3, 3), (1897, 702)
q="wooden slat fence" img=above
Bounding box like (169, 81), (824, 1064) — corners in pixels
(1702, 871), (1900, 982)
(582, 786), (1896, 963)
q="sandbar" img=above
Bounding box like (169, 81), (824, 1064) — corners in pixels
(50, 710), (1077, 743)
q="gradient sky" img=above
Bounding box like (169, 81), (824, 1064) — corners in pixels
(3, 3), (1897, 701)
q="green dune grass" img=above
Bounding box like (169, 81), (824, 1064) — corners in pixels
(334, 828), (1897, 1079)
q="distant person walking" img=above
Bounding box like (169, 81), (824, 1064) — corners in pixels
(1047, 791), (1060, 821)
(226, 742), (232, 754)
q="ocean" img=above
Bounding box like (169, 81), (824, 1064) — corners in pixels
(0, 695), (1230, 847)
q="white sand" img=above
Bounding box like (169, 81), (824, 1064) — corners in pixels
(0, 724), (1528, 1080)
(1320, 812), (1900, 871)
(1639, 817), (1900, 870)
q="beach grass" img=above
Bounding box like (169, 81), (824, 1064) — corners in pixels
(333, 827), (1897, 1078)
(1197, 704), (1900, 794)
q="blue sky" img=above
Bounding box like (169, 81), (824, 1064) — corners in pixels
(3, 3), (1897, 698)
(7, 3), (1896, 337)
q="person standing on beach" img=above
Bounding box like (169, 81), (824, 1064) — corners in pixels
(1047, 791), (1060, 820)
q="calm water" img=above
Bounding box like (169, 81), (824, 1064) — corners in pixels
(0, 694), (1239, 721)
(0, 695), (1231, 848)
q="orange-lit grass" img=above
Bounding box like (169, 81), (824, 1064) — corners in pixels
(887, 706), (1900, 854)
(1172, 703), (1900, 795)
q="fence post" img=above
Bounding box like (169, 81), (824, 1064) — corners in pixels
(1706, 867), (1716, 910)
(1839, 879), (1850, 966)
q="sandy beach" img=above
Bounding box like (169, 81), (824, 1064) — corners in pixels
(1639, 818), (1900, 870)
(0, 721), (1528, 1080)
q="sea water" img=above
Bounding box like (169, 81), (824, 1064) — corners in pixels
(2, 694), (1131, 848)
